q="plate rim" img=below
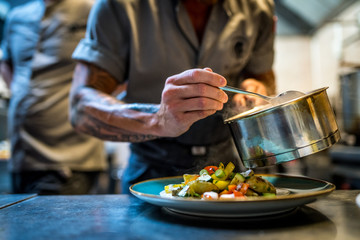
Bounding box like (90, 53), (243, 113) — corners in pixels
(129, 173), (335, 203)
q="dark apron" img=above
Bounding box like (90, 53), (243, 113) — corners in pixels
(122, 114), (242, 193)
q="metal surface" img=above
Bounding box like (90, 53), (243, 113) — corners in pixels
(340, 70), (360, 135)
(220, 86), (305, 106)
(0, 191), (359, 240)
(220, 86), (273, 102)
(225, 87), (340, 168)
(221, 86), (305, 105)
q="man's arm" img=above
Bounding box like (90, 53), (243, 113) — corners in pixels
(69, 62), (228, 142)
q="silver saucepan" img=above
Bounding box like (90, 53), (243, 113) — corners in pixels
(224, 87), (340, 168)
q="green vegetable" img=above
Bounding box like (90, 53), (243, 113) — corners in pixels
(229, 173), (245, 185)
(164, 161), (278, 199)
(218, 162), (225, 170)
(213, 180), (230, 190)
(189, 181), (219, 196)
(215, 169), (226, 178)
(262, 193), (276, 197)
(246, 175), (276, 194)
(211, 173), (225, 181)
(228, 172), (235, 179)
(245, 188), (259, 196)
(224, 162), (235, 176)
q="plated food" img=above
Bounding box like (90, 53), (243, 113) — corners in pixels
(130, 170), (335, 217)
(161, 162), (277, 200)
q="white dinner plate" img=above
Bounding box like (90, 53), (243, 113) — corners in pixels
(130, 174), (335, 218)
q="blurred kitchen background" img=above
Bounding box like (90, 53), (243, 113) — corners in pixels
(0, 0), (360, 193)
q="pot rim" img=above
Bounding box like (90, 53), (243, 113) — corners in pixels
(224, 86), (329, 123)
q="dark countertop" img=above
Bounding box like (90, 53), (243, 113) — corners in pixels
(0, 193), (36, 209)
(0, 190), (359, 240)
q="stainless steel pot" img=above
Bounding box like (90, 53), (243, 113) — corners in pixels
(225, 87), (340, 168)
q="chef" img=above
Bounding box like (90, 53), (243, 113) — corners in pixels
(70, 0), (276, 193)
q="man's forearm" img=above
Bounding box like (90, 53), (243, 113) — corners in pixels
(70, 62), (163, 142)
(70, 86), (161, 142)
(70, 62), (228, 141)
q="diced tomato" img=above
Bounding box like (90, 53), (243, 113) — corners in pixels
(227, 184), (237, 193)
(233, 190), (245, 198)
(219, 189), (230, 195)
(239, 183), (249, 194)
(204, 166), (218, 175)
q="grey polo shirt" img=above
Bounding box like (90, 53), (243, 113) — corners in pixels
(72, 0), (274, 152)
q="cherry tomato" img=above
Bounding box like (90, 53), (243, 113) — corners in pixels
(204, 166), (218, 175)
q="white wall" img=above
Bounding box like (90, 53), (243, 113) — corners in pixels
(274, 36), (313, 94)
(310, 23), (343, 100)
(274, 1), (360, 104)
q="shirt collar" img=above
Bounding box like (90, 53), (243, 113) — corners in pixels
(222, 0), (234, 17)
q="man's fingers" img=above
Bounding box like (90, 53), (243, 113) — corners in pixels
(177, 83), (228, 103)
(167, 68), (226, 87)
(166, 96), (225, 113)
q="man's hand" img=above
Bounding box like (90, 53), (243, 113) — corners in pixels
(155, 68), (228, 137)
(232, 78), (269, 107)
(70, 63), (228, 141)
(232, 70), (276, 107)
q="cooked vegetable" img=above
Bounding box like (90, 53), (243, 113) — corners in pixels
(242, 169), (255, 178)
(204, 166), (218, 175)
(189, 181), (219, 195)
(183, 174), (199, 184)
(211, 173), (226, 181)
(245, 188), (259, 196)
(213, 180), (230, 190)
(246, 175), (276, 194)
(224, 162), (235, 176)
(229, 173), (245, 185)
(215, 169), (226, 178)
(163, 161), (277, 199)
(197, 173), (212, 182)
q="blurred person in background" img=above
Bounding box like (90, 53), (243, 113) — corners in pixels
(70, 0), (276, 193)
(0, 0), (107, 195)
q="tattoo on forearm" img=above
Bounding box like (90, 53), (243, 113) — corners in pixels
(127, 104), (159, 114)
(72, 87), (160, 142)
(71, 62), (162, 142)
(86, 64), (119, 94)
(82, 114), (157, 142)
